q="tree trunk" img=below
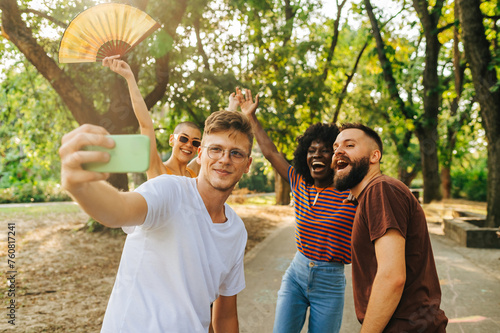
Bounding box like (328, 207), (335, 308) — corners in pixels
(415, 126), (442, 203)
(0, 0), (100, 125)
(458, 0), (500, 228)
(367, 0), (445, 202)
(322, 0), (348, 81)
(412, 0), (444, 203)
(0, 0), (190, 192)
(441, 167), (451, 199)
(107, 174), (129, 192)
(442, 3), (466, 199)
(486, 141), (500, 228)
(333, 41), (368, 123)
(364, 0), (408, 116)
(399, 163), (421, 187)
(380, 111), (421, 187)
(274, 169), (291, 205)
(364, 0), (426, 191)
(131, 172), (148, 189)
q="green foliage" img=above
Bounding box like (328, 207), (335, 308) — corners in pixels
(244, 194), (276, 205)
(238, 157), (274, 193)
(85, 217), (106, 233)
(451, 160), (487, 202)
(85, 217), (125, 235)
(0, 57), (77, 195)
(0, 202), (80, 217)
(0, 0), (492, 206)
(0, 181), (70, 204)
(149, 30), (175, 58)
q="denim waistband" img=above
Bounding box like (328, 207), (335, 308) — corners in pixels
(295, 251), (344, 269)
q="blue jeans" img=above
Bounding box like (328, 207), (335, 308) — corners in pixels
(273, 251), (345, 333)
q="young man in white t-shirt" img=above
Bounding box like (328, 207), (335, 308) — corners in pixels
(59, 110), (256, 332)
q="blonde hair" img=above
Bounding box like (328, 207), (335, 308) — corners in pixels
(204, 111), (254, 151)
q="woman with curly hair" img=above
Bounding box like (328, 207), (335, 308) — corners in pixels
(239, 88), (357, 333)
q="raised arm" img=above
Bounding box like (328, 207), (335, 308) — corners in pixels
(59, 124), (148, 228)
(238, 88), (290, 180)
(102, 56), (166, 179)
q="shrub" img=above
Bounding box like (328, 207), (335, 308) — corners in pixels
(0, 181), (70, 203)
(238, 159), (274, 193)
(451, 162), (487, 202)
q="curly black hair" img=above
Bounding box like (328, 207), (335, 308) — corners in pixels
(292, 122), (339, 185)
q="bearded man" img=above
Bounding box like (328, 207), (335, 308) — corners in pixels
(332, 123), (448, 333)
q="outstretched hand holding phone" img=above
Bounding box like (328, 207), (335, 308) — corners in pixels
(59, 124), (115, 190)
(82, 134), (150, 173)
(59, 124), (147, 228)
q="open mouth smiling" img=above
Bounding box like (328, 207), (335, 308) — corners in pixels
(311, 161), (326, 171)
(334, 159), (349, 171)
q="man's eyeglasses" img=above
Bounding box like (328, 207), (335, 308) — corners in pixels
(202, 146), (250, 164)
(174, 134), (201, 148)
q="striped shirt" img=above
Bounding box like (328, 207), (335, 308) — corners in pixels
(289, 165), (357, 264)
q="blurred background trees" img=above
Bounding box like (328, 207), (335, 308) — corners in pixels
(0, 0), (496, 224)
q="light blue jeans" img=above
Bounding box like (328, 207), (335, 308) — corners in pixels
(273, 251), (345, 333)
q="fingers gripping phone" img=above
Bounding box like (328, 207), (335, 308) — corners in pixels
(82, 135), (150, 173)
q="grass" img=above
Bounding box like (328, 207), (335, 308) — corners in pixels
(244, 194), (277, 205)
(0, 202), (81, 218)
(228, 194), (277, 206)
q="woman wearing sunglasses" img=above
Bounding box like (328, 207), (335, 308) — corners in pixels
(164, 127), (202, 178)
(103, 56), (201, 180)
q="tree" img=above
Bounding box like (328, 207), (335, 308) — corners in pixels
(411, 0), (446, 202)
(364, 0), (453, 203)
(0, 0), (492, 211)
(228, 0), (353, 204)
(457, 0), (500, 228)
(0, 59), (76, 193)
(439, 1), (471, 199)
(0, 0), (190, 191)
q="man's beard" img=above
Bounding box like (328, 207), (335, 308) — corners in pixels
(334, 156), (370, 191)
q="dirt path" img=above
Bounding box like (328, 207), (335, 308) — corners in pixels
(0, 203), (293, 332)
(0, 198), (488, 332)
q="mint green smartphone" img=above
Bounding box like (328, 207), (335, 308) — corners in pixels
(82, 135), (150, 173)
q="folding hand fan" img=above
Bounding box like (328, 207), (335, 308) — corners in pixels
(59, 3), (161, 63)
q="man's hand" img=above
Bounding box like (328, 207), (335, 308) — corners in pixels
(238, 88), (259, 117)
(59, 124), (115, 193)
(102, 55), (134, 81)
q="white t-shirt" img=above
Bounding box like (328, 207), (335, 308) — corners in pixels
(101, 175), (247, 333)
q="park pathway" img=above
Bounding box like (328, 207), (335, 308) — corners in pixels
(238, 219), (500, 332)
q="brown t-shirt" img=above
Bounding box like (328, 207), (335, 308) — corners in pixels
(351, 175), (448, 332)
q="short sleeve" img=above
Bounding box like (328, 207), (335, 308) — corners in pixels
(128, 175), (183, 232)
(362, 181), (409, 242)
(288, 165), (301, 192)
(218, 248), (246, 296)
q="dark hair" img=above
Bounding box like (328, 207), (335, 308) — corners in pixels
(339, 123), (383, 158)
(292, 122), (339, 185)
(203, 110), (254, 151)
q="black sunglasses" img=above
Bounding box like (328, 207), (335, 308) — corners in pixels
(174, 134), (201, 148)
